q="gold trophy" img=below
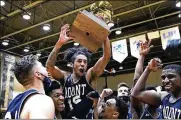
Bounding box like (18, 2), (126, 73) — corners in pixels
(70, 1), (113, 53)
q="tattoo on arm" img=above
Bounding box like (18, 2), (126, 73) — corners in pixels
(46, 48), (60, 67)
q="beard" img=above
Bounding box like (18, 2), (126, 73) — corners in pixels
(118, 96), (129, 103)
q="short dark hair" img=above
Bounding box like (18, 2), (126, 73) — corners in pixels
(11, 55), (38, 86)
(46, 80), (62, 95)
(64, 47), (91, 63)
(117, 82), (129, 89)
(114, 97), (128, 119)
(163, 64), (181, 77)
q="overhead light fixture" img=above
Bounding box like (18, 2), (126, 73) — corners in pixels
(108, 21), (114, 27)
(115, 29), (122, 35)
(43, 24), (51, 31)
(67, 63), (73, 68)
(23, 12), (31, 20)
(74, 42), (79, 46)
(0, 1), (5, 6)
(176, 1), (181, 7)
(36, 52), (41, 57)
(178, 13), (181, 18)
(24, 47), (30, 52)
(119, 66), (123, 70)
(2, 40), (9, 46)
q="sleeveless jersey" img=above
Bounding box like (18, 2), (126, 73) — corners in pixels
(4, 89), (39, 119)
(140, 106), (161, 119)
(63, 74), (95, 119)
(127, 103), (132, 119)
(160, 93), (181, 119)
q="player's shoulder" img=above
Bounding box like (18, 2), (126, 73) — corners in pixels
(159, 91), (169, 100)
(26, 94), (54, 107)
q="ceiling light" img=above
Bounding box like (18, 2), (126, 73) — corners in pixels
(176, 1), (181, 7)
(2, 40), (9, 46)
(24, 47), (30, 52)
(36, 52), (41, 57)
(74, 42), (79, 46)
(67, 63), (73, 68)
(115, 29), (122, 35)
(178, 14), (181, 18)
(23, 12), (31, 20)
(119, 66), (123, 70)
(43, 24), (50, 31)
(108, 21), (114, 27)
(0, 1), (5, 6)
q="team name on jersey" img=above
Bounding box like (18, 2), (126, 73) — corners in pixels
(64, 84), (86, 98)
(161, 105), (181, 119)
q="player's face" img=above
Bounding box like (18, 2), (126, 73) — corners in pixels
(161, 69), (181, 93)
(117, 86), (129, 97)
(99, 98), (118, 119)
(50, 88), (65, 112)
(73, 54), (88, 77)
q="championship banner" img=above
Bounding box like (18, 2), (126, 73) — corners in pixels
(147, 30), (160, 40)
(112, 39), (128, 63)
(0, 53), (16, 109)
(160, 26), (181, 50)
(129, 34), (146, 59)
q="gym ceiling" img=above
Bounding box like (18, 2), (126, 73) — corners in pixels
(0, 0), (181, 77)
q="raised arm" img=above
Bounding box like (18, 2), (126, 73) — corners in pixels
(133, 40), (153, 85)
(97, 88), (113, 113)
(86, 37), (111, 85)
(46, 24), (73, 80)
(131, 40), (153, 118)
(131, 58), (163, 106)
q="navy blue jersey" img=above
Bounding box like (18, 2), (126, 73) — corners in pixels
(127, 103), (132, 119)
(140, 106), (161, 119)
(4, 89), (39, 119)
(63, 74), (95, 119)
(160, 94), (181, 119)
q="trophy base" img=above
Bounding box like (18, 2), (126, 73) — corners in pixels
(70, 10), (110, 53)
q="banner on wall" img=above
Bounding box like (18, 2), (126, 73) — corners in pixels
(160, 26), (181, 50)
(147, 31), (160, 40)
(0, 53), (16, 108)
(129, 34), (146, 59)
(112, 39), (128, 63)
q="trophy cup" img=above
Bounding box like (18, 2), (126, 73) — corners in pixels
(70, 1), (113, 53)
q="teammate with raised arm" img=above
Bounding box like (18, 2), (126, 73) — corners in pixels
(131, 57), (181, 119)
(46, 24), (111, 119)
(4, 55), (55, 119)
(131, 40), (162, 119)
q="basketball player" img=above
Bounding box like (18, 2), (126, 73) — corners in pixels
(97, 88), (128, 119)
(131, 58), (181, 119)
(131, 40), (162, 119)
(46, 24), (111, 119)
(4, 55), (55, 119)
(139, 86), (161, 119)
(46, 80), (64, 119)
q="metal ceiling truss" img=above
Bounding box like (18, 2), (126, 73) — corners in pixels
(36, 22), (181, 60)
(14, 10), (181, 55)
(0, 0), (45, 21)
(1, 1), (165, 41)
(2, 1), (167, 53)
